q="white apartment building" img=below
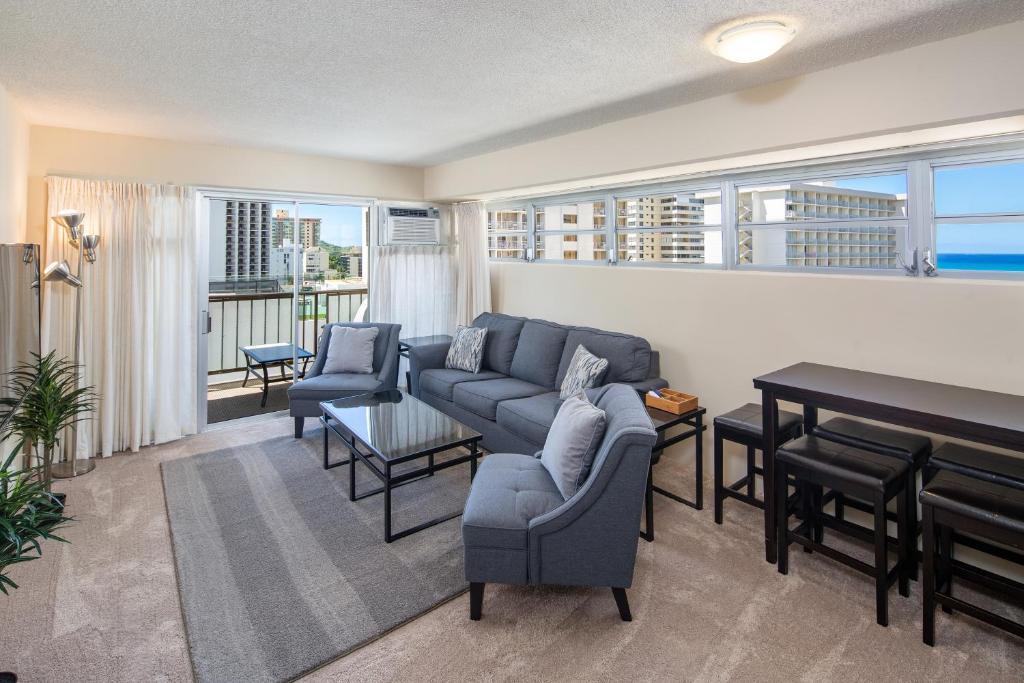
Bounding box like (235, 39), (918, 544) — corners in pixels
(270, 242), (330, 282)
(740, 183), (906, 268)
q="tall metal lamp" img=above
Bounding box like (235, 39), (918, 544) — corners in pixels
(44, 209), (99, 478)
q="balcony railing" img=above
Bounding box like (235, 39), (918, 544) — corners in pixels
(208, 288), (368, 374)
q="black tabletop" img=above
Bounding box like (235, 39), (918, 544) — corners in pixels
(321, 389), (480, 461)
(399, 334), (453, 349)
(754, 362), (1024, 450)
(240, 343), (314, 364)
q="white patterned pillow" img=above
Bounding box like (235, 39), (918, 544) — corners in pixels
(559, 344), (609, 399)
(445, 326), (487, 373)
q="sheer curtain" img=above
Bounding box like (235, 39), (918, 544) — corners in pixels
(42, 176), (197, 458)
(369, 245), (455, 338)
(453, 201), (490, 326)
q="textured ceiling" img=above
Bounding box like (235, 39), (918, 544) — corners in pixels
(1, 0), (1023, 166)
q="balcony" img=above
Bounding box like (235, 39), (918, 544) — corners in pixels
(206, 288), (368, 420)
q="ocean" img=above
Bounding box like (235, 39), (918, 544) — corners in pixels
(937, 253), (1024, 272)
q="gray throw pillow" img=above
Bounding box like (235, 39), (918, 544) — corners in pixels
(322, 326), (378, 374)
(540, 393), (608, 499)
(445, 325), (487, 373)
(559, 344), (609, 399)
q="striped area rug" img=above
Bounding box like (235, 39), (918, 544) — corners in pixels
(162, 431), (470, 682)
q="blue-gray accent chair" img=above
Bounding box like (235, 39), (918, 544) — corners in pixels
(288, 322), (401, 437)
(461, 383), (657, 621)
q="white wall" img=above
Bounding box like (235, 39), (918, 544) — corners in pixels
(0, 83), (29, 244)
(27, 125), (425, 246)
(492, 262), (1024, 479)
(425, 21), (1024, 200)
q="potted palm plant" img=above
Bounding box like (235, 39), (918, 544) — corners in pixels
(1, 351), (96, 491)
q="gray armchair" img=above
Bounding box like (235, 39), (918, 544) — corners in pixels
(288, 321), (401, 437)
(461, 383), (657, 621)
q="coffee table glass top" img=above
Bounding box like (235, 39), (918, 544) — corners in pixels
(321, 389), (481, 462)
(241, 343), (314, 364)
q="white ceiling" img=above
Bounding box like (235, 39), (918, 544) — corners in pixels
(1, 1), (1022, 167)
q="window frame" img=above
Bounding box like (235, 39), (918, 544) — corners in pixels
(929, 153), (1024, 280)
(484, 137), (1024, 280)
(486, 205), (530, 262)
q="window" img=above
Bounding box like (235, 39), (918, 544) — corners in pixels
(736, 171), (908, 269)
(933, 160), (1024, 273)
(615, 189), (722, 264)
(534, 200), (607, 262)
(487, 208), (528, 259)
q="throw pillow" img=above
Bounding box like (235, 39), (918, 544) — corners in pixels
(559, 344), (609, 399)
(445, 325), (487, 373)
(540, 393), (608, 499)
(322, 326), (378, 374)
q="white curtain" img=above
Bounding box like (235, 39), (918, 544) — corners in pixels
(369, 245), (455, 338)
(42, 177), (197, 458)
(453, 201), (490, 326)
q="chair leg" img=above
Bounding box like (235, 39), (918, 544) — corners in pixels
(612, 587), (632, 622)
(469, 582), (485, 621)
(713, 430), (724, 525)
(939, 524), (953, 615)
(874, 493), (889, 627)
(800, 482), (813, 554)
(922, 505), (936, 646)
(776, 462), (790, 575)
(834, 492), (846, 521)
(897, 485), (910, 598)
(746, 445), (756, 497)
(294, 416), (304, 439)
(906, 470), (919, 581)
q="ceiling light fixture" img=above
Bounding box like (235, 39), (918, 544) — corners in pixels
(713, 21), (796, 63)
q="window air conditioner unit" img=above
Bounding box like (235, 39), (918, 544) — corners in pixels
(381, 206), (441, 245)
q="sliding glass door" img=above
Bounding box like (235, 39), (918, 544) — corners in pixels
(197, 192), (372, 429)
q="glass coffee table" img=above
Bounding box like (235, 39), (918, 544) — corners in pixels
(320, 389), (482, 543)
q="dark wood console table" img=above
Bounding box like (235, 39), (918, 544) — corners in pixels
(754, 362), (1024, 564)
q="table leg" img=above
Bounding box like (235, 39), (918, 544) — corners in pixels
(470, 442), (479, 480)
(694, 411), (704, 511)
(348, 444), (356, 501)
(241, 361), (251, 388)
(322, 417), (329, 470)
(762, 391), (779, 564)
(642, 463), (655, 542)
(384, 462), (393, 543)
(260, 363), (270, 407)
(802, 405), (818, 436)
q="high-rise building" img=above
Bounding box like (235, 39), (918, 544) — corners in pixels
(739, 183), (906, 268)
(208, 200), (272, 282)
(617, 194), (712, 263)
(272, 209), (322, 249)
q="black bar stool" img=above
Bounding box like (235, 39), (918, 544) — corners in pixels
(776, 435), (911, 627)
(925, 442), (1024, 490)
(921, 469), (1024, 646)
(813, 417), (931, 578)
(713, 403), (802, 524)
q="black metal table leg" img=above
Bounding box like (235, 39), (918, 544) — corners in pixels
(348, 442), (356, 501)
(694, 411), (704, 510)
(384, 461), (393, 543)
(323, 417), (329, 469)
(259, 362), (270, 407)
(641, 464), (655, 542)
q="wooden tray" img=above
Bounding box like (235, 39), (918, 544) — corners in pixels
(645, 389), (698, 415)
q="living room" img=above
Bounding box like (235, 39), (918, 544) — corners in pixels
(1, 2), (1024, 682)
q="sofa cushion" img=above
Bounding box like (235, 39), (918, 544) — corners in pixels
(287, 373), (383, 402)
(540, 393), (608, 499)
(419, 368), (504, 401)
(495, 392), (563, 448)
(555, 327), (652, 387)
(445, 325), (487, 373)
(452, 377), (547, 421)
(462, 453), (565, 550)
(473, 312), (526, 375)
(509, 319), (569, 389)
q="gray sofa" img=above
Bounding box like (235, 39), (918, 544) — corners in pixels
(408, 312), (667, 453)
(462, 383), (658, 621)
(288, 321), (401, 437)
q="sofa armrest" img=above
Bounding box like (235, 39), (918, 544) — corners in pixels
(408, 341), (451, 397)
(625, 377), (669, 395)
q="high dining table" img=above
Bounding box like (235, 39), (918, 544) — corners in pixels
(754, 362), (1024, 564)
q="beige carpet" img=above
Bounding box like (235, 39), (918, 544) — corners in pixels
(1, 415), (1022, 682)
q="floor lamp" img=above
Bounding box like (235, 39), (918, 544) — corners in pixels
(44, 209), (100, 478)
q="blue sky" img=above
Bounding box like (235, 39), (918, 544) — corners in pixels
(834, 165), (1024, 253)
(274, 203), (366, 247)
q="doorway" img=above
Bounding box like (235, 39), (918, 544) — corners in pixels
(196, 191), (373, 429)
